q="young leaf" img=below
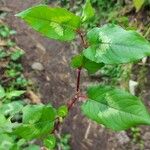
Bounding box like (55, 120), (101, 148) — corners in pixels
(44, 134), (56, 149)
(71, 54), (104, 74)
(14, 104), (56, 140)
(81, 85), (150, 131)
(0, 85), (5, 99)
(84, 24), (150, 64)
(71, 54), (83, 68)
(82, 0), (95, 22)
(57, 105), (68, 117)
(16, 5), (81, 41)
(133, 0), (145, 12)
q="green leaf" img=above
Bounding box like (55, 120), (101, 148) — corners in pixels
(23, 145), (40, 150)
(44, 134), (56, 149)
(16, 5), (81, 41)
(6, 90), (25, 99)
(0, 101), (24, 116)
(133, 0), (145, 12)
(82, 0), (95, 22)
(14, 104), (56, 140)
(0, 134), (14, 150)
(10, 50), (25, 61)
(0, 113), (13, 133)
(71, 54), (104, 74)
(71, 54), (83, 68)
(57, 105), (68, 117)
(81, 85), (150, 131)
(84, 24), (150, 64)
(0, 85), (5, 99)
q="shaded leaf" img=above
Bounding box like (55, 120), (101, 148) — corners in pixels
(71, 54), (104, 74)
(81, 85), (150, 131)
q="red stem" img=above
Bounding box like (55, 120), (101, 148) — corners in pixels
(67, 68), (81, 110)
(52, 29), (87, 133)
(76, 68), (81, 92)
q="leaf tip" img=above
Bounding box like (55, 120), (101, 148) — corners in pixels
(15, 12), (23, 18)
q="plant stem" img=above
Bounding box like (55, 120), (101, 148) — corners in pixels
(76, 29), (88, 48)
(76, 68), (81, 92)
(67, 68), (81, 110)
(52, 29), (87, 133)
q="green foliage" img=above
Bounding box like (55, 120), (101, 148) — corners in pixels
(57, 134), (71, 150)
(0, 134), (14, 149)
(0, 85), (5, 99)
(71, 54), (104, 74)
(57, 105), (68, 117)
(16, 5), (81, 41)
(133, 0), (145, 12)
(0, 25), (16, 38)
(14, 104), (56, 140)
(6, 90), (25, 100)
(2, 1), (150, 149)
(82, 0), (95, 22)
(0, 24), (42, 149)
(0, 49), (8, 59)
(81, 85), (150, 131)
(0, 101), (24, 117)
(23, 145), (40, 150)
(10, 50), (25, 61)
(44, 134), (56, 149)
(84, 24), (150, 64)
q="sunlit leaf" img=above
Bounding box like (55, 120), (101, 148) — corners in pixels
(44, 134), (56, 149)
(133, 0), (145, 12)
(82, 0), (95, 22)
(84, 24), (150, 64)
(16, 5), (81, 41)
(82, 85), (150, 131)
(57, 105), (68, 117)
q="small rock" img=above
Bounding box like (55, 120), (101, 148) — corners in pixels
(142, 57), (147, 64)
(31, 62), (44, 71)
(116, 131), (130, 144)
(129, 80), (138, 95)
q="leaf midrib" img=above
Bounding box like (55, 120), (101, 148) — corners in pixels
(91, 41), (150, 49)
(25, 15), (78, 30)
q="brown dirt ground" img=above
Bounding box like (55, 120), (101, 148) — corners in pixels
(1, 0), (150, 150)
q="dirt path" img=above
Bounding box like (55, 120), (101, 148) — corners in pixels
(1, 1), (150, 150)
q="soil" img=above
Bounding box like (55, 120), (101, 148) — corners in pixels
(1, 0), (150, 150)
